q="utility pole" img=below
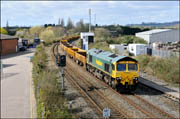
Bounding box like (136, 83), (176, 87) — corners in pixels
(94, 14), (96, 26)
(89, 8), (91, 32)
(6, 20), (9, 32)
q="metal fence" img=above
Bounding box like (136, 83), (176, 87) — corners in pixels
(151, 49), (179, 58)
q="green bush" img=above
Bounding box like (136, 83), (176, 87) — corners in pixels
(106, 35), (147, 45)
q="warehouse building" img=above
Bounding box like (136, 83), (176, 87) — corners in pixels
(135, 29), (179, 44)
(0, 34), (18, 55)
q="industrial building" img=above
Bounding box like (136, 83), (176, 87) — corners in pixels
(135, 29), (179, 44)
(0, 34), (18, 55)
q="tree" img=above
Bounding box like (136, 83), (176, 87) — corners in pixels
(39, 28), (56, 45)
(15, 29), (30, 38)
(53, 27), (65, 37)
(29, 26), (43, 38)
(66, 18), (74, 30)
(94, 28), (110, 38)
(0, 27), (8, 34)
(58, 18), (61, 25)
(60, 18), (65, 27)
(76, 19), (85, 32)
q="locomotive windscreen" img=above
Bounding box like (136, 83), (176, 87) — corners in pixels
(117, 57), (137, 63)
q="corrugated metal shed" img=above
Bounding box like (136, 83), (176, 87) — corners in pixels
(136, 29), (170, 35)
(135, 29), (179, 44)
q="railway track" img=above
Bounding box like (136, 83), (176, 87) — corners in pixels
(86, 69), (175, 118)
(61, 45), (175, 118)
(52, 43), (176, 118)
(51, 43), (130, 118)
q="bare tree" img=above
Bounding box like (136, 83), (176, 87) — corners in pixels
(66, 18), (74, 30)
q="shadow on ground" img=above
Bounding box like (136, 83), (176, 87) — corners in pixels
(3, 64), (16, 68)
(1, 73), (19, 80)
(1, 49), (35, 60)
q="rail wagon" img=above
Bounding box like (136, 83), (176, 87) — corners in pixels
(66, 47), (79, 58)
(86, 48), (139, 90)
(74, 49), (87, 66)
(64, 44), (73, 53)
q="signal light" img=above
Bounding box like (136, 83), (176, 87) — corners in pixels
(56, 54), (66, 67)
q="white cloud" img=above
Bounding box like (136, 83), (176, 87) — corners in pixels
(1, 1), (179, 26)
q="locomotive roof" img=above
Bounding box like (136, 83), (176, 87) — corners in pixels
(88, 48), (137, 63)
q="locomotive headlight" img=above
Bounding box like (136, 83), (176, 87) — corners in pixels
(117, 77), (121, 80)
(134, 77), (138, 80)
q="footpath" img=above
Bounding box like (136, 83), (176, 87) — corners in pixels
(1, 49), (36, 118)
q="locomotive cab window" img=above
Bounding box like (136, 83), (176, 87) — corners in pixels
(112, 64), (115, 70)
(104, 63), (110, 72)
(128, 64), (137, 71)
(117, 64), (126, 71)
(89, 55), (92, 63)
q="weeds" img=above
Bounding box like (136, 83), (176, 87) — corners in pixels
(32, 44), (71, 118)
(136, 55), (179, 85)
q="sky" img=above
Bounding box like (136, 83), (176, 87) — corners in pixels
(1, 1), (179, 27)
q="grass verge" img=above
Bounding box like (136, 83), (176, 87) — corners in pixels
(136, 55), (179, 86)
(32, 44), (71, 118)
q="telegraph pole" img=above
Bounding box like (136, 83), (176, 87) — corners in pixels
(89, 8), (91, 32)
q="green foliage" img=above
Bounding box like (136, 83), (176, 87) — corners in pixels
(94, 28), (110, 38)
(106, 35), (147, 45)
(136, 55), (179, 85)
(103, 25), (150, 36)
(89, 42), (112, 52)
(52, 27), (65, 38)
(76, 19), (85, 32)
(32, 44), (71, 118)
(0, 27), (8, 34)
(16, 29), (30, 38)
(29, 26), (43, 38)
(39, 28), (56, 46)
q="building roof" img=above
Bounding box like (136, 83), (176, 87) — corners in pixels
(88, 48), (137, 63)
(80, 32), (94, 36)
(136, 29), (171, 35)
(0, 34), (18, 40)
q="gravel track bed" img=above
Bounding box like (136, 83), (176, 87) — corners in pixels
(49, 46), (98, 119)
(134, 83), (179, 118)
(66, 60), (127, 118)
(66, 54), (147, 118)
(58, 45), (179, 118)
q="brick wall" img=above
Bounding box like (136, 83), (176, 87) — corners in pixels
(1, 39), (18, 55)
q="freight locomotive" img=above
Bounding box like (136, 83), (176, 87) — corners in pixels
(59, 36), (139, 91)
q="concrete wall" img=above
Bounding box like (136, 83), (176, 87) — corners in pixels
(0, 39), (18, 55)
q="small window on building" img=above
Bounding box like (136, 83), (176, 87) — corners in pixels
(104, 63), (110, 72)
(131, 46), (134, 51)
(89, 55), (92, 63)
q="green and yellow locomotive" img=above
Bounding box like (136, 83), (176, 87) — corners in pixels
(86, 48), (139, 91)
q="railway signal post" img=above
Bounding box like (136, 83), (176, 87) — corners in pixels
(56, 54), (66, 93)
